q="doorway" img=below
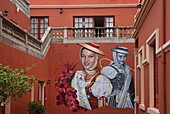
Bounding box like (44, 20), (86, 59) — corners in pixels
(94, 17), (104, 27)
(94, 17), (104, 37)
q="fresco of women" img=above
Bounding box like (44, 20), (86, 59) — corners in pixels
(71, 43), (112, 110)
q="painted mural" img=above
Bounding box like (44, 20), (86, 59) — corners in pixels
(55, 43), (135, 112)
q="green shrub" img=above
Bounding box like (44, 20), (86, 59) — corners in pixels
(28, 101), (46, 114)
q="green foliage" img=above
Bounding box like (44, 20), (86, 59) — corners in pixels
(0, 64), (36, 105)
(28, 101), (46, 114)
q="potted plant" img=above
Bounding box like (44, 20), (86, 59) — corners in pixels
(28, 101), (46, 114)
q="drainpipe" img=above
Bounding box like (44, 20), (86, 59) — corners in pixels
(161, 0), (166, 113)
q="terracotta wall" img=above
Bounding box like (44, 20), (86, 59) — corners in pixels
(0, 43), (134, 114)
(0, 42), (50, 114)
(0, 41), (135, 114)
(135, 0), (170, 113)
(29, 0), (138, 5)
(0, 0), (138, 114)
(29, 0), (137, 27)
(165, 52), (170, 114)
(48, 43), (135, 114)
(30, 7), (137, 27)
(0, 0), (30, 30)
(144, 65), (149, 111)
(166, 0), (170, 42)
(136, 0), (162, 47)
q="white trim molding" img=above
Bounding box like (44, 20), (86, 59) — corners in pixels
(146, 28), (160, 58)
(30, 4), (138, 9)
(59, 37), (135, 44)
(162, 40), (170, 53)
(146, 29), (159, 56)
(147, 108), (160, 114)
(146, 28), (170, 57)
(42, 83), (46, 105)
(138, 46), (145, 104)
(5, 97), (11, 114)
(145, 29), (159, 108)
(139, 104), (145, 111)
(31, 84), (34, 101)
(134, 48), (139, 104)
(157, 40), (170, 55)
(10, 0), (30, 17)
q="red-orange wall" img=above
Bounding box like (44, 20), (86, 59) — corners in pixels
(0, 41), (135, 114)
(165, 52), (170, 114)
(135, 0), (170, 113)
(166, 0), (170, 42)
(48, 43), (135, 114)
(0, 0), (137, 114)
(29, 0), (138, 5)
(136, 0), (162, 47)
(29, 0), (137, 27)
(137, 0), (170, 46)
(0, 0), (30, 30)
(0, 42), (50, 114)
(30, 8), (137, 27)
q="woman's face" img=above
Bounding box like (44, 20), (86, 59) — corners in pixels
(81, 49), (97, 70)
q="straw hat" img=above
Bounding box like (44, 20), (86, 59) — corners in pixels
(111, 46), (131, 55)
(78, 43), (104, 55)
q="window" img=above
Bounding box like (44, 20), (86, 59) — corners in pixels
(138, 46), (145, 110)
(145, 29), (160, 113)
(105, 17), (114, 37)
(74, 17), (93, 28)
(105, 17), (114, 28)
(38, 81), (43, 102)
(73, 16), (115, 37)
(139, 50), (144, 105)
(74, 17), (83, 28)
(74, 17), (94, 37)
(30, 17), (49, 40)
(38, 81), (46, 105)
(153, 43), (159, 108)
(134, 38), (139, 102)
(74, 17), (83, 37)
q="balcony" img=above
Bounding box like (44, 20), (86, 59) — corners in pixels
(50, 26), (134, 43)
(0, 12), (50, 59)
(0, 12), (134, 59)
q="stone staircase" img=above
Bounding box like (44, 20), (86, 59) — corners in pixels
(0, 12), (135, 59)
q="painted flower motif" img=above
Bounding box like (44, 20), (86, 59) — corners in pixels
(55, 63), (80, 112)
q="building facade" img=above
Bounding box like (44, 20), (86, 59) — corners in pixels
(1, 0), (169, 114)
(133, 0), (170, 114)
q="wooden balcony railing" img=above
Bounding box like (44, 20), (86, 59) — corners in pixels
(50, 26), (134, 39)
(0, 12), (51, 59)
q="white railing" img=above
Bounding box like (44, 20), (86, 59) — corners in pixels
(0, 11), (134, 58)
(50, 26), (134, 39)
(0, 12), (51, 59)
